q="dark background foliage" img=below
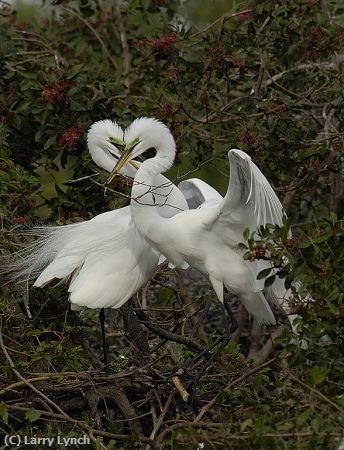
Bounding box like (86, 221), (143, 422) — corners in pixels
(0, 0), (343, 448)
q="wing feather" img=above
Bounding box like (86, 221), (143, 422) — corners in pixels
(178, 178), (223, 209)
(218, 149), (284, 230)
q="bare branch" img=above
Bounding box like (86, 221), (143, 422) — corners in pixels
(114, 0), (131, 92)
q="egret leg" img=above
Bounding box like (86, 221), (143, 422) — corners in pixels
(185, 298), (238, 369)
(123, 299), (150, 354)
(224, 297), (238, 333)
(189, 301), (235, 404)
(99, 308), (110, 372)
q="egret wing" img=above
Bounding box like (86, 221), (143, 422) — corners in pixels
(211, 149), (284, 232)
(178, 178), (223, 209)
(10, 208), (159, 309)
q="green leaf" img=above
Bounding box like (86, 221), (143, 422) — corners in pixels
(309, 367), (327, 386)
(243, 227), (250, 240)
(25, 408), (41, 423)
(44, 136), (57, 151)
(257, 267), (272, 280)
(0, 401), (8, 424)
(34, 204), (52, 219)
(296, 409), (311, 426)
(240, 418), (253, 431)
(264, 274), (276, 287)
(66, 63), (85, 79)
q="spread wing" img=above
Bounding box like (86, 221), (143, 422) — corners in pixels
(212, 149), (284, 233)
(178, 178), (223, 209)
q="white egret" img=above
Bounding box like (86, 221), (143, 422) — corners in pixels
(109, 118), (292, 330)
(9, 119), (219, 365)
(12, 119), (229, 307)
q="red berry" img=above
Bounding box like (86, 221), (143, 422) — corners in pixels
(59, 126), (84, 148)
(151, 32), (176, 54)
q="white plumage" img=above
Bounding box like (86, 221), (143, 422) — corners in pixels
(110, 117), (292, 325)
(10, 119), (221, 311)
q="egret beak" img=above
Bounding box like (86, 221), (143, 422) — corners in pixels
(107, 146), (134, 185)
(107, 137), (139, 173)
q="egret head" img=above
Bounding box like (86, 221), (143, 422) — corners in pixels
(107, 117), (176, 184)
(87, 120), (125, 172)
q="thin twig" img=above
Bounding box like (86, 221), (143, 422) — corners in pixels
(190, 9), (254, 39)
(60, 5), (118, 70)
(6, 405), (157, 448)
(194, 358), (276, 422)
(0, 323), (102, 447)
(280, 365), (344, 415)
(147, 390), (176, 448)
(114, 0), (131, 92)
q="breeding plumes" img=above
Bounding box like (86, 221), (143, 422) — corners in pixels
(9, 120), (219, 311)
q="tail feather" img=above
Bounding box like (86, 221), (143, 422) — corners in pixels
(241, 291), (276, 325)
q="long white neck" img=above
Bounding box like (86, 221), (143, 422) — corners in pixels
(130, 140), (175, 238)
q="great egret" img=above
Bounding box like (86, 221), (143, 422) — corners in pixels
(9, 119), (221, 365)
(11, 119), (225, 307)
(109, 118), (291, 330)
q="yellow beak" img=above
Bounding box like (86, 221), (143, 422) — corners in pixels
(107, 147), (134, 185)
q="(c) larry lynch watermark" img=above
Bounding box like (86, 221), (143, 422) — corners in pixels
(2, 435), (90, 447)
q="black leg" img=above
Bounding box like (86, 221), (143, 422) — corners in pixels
(185, 298), (237, 369)
(189, 301), (235, 404)
(123, 299), (150, 354)
(223, 297), (238, 334)
(99, 308), (109, 372)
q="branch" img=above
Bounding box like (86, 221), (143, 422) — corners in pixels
(280, 365), (344, 415)
(114, 0), (131, 92)
(0, 324), (72, 419)
(147, 390), (175, 447)
(251, 325), (285, 366)
(134, 308), (204, 352)
(194, 358), (276, 422)
(6, 405), (157, 449)
(60, 5), (118, 71)
(0, 323), (102, 448)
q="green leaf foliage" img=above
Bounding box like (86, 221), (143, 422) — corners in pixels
(0, 0), (343, 448)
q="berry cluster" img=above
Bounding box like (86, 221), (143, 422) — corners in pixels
(250, 244), (266, 260)
(116, 175), (134, 189)
(171, 123), (180, 142)
(231, 54), (245, 67)
(271, 103), (287, 113)
(303, 24), (338, 61)
(41, 80), (75, 104)
(12, 216), (30, 225)
(58, 126), (84, 148)
(309, 25), (325, 41)
(159, 103), (173, 118)
(152, 32), (176, 54)
(164, 63), (179, 81)
(239, 130), (257, 147)
(135, 39), (148, 50)
(283, 236), (300, 252)
(209, 46), (227, 70)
